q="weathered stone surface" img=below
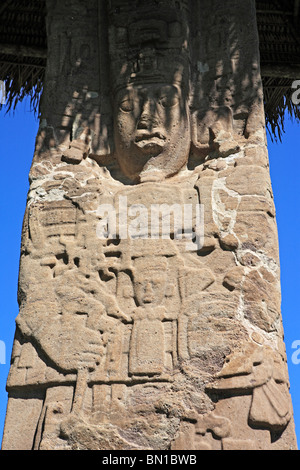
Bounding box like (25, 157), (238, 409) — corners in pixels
(2, 0), (297, 451)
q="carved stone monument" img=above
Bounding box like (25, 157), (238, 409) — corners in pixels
(2, 0), (297, 450)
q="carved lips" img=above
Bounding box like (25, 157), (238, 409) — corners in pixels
(134, 130), (167, 152)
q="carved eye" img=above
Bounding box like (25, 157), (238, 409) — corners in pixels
(119, 98), (134, 112)
(159, 88), (180, 108)
(151, 277), (163, 286)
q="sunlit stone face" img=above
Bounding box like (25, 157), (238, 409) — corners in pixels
(134, 270), (167, 306)
(114, 82), (191, 182)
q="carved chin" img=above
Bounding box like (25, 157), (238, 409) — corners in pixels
(116, 142), (188, 182)
(134, 139), (166, 155)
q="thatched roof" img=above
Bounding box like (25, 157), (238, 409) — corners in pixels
(257, 0), (300, 140)
(1, 0), (300, 140)
(0, 0), (46, 113)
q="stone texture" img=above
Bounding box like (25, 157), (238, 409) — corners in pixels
(2, 0), (297, 451)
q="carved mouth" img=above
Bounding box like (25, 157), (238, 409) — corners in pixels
(143, 297), (154, 304)
(135, 131), (166, 145)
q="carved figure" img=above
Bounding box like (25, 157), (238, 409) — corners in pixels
(129, 257), (175, 376)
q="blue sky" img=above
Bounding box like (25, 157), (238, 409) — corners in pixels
(0, 99), (299, 447)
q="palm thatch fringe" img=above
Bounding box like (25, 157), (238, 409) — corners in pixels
(0, 0), (46, 113)
(263, 76), (300, 142)
(0, 56), (44, 115)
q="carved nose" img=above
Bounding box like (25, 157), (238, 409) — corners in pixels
(138, 100), (159, 130)
(138, 116), (150, 129)
(138, 115), (159, 130)
(145, 282), (153, 294)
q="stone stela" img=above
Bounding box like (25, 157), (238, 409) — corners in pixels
(1, 0), (297, 451)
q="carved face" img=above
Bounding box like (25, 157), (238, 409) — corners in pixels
(134, 270), (166, 306)
(114, 83), (191, 182)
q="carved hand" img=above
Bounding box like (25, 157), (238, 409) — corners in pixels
(35, 318), (104, 373)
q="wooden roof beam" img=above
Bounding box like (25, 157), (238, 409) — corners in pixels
(261, 63), (300, 79)
(0, 43), (47, 60)
(0, 59), (45, 70)
(294, 0), (300, 22)
(256, 9), (293, 15)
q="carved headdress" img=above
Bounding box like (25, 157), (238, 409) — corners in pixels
(133, 256), (168, 280)
(108, 0), (191, 92)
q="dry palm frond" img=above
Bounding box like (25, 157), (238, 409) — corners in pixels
(256, 0), (300, 140)
(0, 0), (46, 114)
(0, 55), (44, 115)
(263, 77), (300, 142)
